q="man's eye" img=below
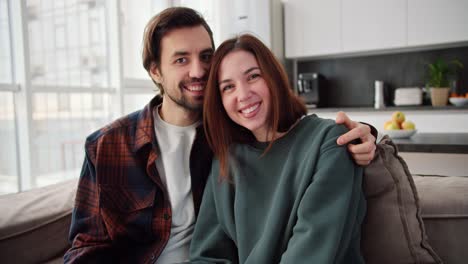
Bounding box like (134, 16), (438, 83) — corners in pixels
(175, 58), (187, 64)
(201, 53), (213, 63)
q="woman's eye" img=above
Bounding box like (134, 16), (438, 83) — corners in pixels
(221, 85), (234, 92)
(248, 73), (260, 80)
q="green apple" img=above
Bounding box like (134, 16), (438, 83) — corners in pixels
(401, 121), (416, 130)
(392, 111), (405, 124)
(385, 121), (401, 130)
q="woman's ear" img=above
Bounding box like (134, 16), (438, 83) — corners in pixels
(149, 64), (163, 84)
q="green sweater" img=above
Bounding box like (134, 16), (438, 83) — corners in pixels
(190, 115), (366, 264)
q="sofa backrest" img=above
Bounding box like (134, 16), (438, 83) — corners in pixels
(0, 179), (78, 264)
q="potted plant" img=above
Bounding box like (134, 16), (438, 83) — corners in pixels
(426, 58), (464, 106)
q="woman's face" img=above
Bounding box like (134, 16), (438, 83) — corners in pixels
(218, 50), (271, 141)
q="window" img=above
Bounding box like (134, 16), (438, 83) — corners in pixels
(0, 0), (13, 83)
(27, 0), (109, 87)
(119, 0), (168, 111)
(0, 0), (19, 195)
(0, 0), (220, 195)
(31, 92), (112, 187)
(0, 92), (19, 194)
(25, 0), (114, 189)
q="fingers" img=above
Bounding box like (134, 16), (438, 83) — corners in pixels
(352, 153), (374, 166)
(337, 123), (371, 145)
(335, 111), (357, 129)
(335, 111), (348, 124)
(335, 114), (377, 165)
(348, 140), (376, 155)
(348, 141), (376, 166)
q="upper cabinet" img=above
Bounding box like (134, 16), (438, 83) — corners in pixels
(408, 0), (468, 46)
(284, 0), (468, 59)
(342, 0), (406, 52)
(284, 0), (341, 58)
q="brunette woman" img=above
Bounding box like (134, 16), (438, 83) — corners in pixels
(189, 34), (366, 264)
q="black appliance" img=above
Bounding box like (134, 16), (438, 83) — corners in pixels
(297, 72), (324, 107)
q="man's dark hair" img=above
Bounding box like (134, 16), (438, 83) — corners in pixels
(142, 7), (215, 94)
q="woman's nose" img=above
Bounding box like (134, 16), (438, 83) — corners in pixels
(237, 82), (251, 102)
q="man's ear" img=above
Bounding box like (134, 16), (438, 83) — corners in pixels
(149, 64), (163, 84)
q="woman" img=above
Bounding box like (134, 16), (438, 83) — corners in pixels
(189, 34), (366, 263)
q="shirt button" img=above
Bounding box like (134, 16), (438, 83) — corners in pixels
(150, 254), (155, 260)
(163, 213), (170, 220)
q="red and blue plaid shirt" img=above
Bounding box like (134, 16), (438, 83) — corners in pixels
(64, 96), (213, 263)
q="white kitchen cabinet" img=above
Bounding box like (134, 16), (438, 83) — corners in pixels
(342, 0), (407, 52)
(284, 0), (468, 59)
(408, 0), (468, 46)
(284, 0), (341, 58)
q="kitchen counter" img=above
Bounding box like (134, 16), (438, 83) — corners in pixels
(308, 105), (468, 113)
(392, 133), (468, 154)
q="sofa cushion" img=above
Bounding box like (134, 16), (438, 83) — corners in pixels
(361, 135), (442, 264)
(0, 178), (78, 264)
(413, 175), (468, 264)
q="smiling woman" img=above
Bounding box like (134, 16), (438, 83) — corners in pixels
(218, 50), (273, 141)
(192, 34), (366, 263)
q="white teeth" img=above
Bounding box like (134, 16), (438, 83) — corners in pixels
(241, 103), (259, 114)
(187, 85), (203, 91)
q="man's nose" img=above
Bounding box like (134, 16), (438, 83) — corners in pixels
(189, 59), (207, 79)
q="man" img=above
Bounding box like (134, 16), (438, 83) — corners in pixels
(64, 7), (376, 263)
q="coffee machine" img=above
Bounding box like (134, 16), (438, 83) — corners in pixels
(297, 73), (323, 107)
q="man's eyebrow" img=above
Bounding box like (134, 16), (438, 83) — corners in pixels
(200, 48), (214, 54)
(171, 51), (189, 58)
(171, 48), (214, 58)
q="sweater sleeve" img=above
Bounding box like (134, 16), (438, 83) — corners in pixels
(189, 166), (239, 264)
(280, 125), (365, 264)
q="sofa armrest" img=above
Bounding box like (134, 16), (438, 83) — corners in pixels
(414, 175), (468, 264)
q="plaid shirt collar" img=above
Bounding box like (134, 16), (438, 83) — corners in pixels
(133, 95), (163, 153)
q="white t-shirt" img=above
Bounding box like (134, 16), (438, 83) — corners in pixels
(153, 107), (199, 264)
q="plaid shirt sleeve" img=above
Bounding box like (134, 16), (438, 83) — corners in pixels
(64, 147), (116, 263)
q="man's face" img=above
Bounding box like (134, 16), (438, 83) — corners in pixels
(150, 25), (213, 111)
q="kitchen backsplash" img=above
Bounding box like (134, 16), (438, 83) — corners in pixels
(296, 46), (468, 107)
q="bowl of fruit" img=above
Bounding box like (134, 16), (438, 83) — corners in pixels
(383, 111), (417, 139)
(449, 92), (468, 107)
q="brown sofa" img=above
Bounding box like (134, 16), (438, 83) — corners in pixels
(0, 175), (467, 264)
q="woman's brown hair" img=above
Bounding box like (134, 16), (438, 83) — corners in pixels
(203, 34), (307, 179)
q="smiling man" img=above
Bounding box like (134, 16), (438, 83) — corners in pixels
(64, 7), (376, 263)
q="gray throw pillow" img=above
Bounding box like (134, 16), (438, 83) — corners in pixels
(361, 135), (442, 264)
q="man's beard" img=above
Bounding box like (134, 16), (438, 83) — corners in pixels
(165, 78), (205, 112)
